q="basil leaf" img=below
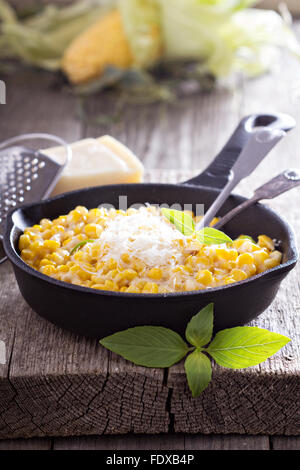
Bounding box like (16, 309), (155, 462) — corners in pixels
(185, 303), (214, 348)
(70, 239), (95, 255)
(161, 208), (195, 236)
(196, 227), (233, 245)
(184, 350), (212, 397)
(100, 326), (189, 368)
(206, 326), (291, 369)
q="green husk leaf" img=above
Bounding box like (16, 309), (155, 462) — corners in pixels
(100, 326), (189, 368)
(184, 349), (212, 397)
(0, 0), (115, 70)
(206, 326), (291, 369)
(185, 303), (214, 348)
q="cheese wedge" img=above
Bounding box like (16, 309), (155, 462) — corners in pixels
(43, 135), (144, 196)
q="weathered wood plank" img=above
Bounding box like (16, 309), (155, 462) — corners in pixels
(53, 433), (269, 450)
(0, 437), (51, 450)
(184, 434), (270, 450)
(84, 84), (242, 172)
(0, 69), (81, 142)
(271, 436), (300, 450)
(54, 433), (185, 450)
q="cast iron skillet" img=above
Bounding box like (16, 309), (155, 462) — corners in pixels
(3, 114), (298, 338)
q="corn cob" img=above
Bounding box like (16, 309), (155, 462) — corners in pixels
(61, 9), (133, 84)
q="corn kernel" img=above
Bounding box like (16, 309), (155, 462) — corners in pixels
(57, 265), (69, 273)
(91, 274), (105, 284)
(230, 269), (248, 282)
(70, 265), (90, 281)
(104, 279), (118, 291)
(196, 256), (211, 268)
(19, 234), (30, 250)
(270, 250), (282, 263)
(42, 229), (53, 240)
(232, 239), (246, 250)
(41, 265), (57, 276)
(88, 208), (102, 221)
(209, 217), (219, 227)
(84, 223), (102, 238)
(135, 280), (146, 290)
(142, 282), (159, 293)
(173, 265), (184, 273)
(237, 253), (254, 266)
(121, 253), (130, 263)
(224, 277), (236, 285)
(252, 250), (269, 267)
(49, 252), (65, 265)
(118, 269), (137, 281)
(103, 258), (117, 274)
(132, 258), (145, 272)
(196, 269), (213, 285)
(74, 223), (85, 234)
(40, 258), (56, 267)
(216, 248), (238, 261)
(263, 256), (281, 270)
(40, 219), (52, 229)
(92, 284), (106, 290)
(258, 235), (274, 251)
(148, 267), (163, 280)
(184, 265), (193, 274)
(126, 285), (141, 293)
(21, 249), (36, 261)
(44, 239), (60, 251)
(107, 269), (118, 279)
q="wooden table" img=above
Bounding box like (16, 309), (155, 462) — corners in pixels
(0, 25), (300, 450)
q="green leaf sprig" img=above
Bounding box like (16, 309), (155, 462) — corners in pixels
(70, 239), (95, 255)
(161, 208), (233, 245)
(100, 303), (290, 398)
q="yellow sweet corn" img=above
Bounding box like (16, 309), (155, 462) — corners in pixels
(62, 10), (134, 84)
(19, 205), (282, 294)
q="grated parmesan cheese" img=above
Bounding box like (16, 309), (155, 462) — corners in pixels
(96, 207), (186, 267)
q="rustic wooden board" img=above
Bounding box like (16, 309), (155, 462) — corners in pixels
(0, 433), (271, 450)
(0, 26), (300, 440)
(0, 169), (299, 439)
(53, 433), (270, 450)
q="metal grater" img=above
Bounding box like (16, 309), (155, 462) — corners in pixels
(0, 133), (72, 264)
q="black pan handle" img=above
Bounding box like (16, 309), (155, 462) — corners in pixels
(184, 113), (295, 190)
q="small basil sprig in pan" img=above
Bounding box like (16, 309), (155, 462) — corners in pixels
(70, 239), (95, 255)
(100, 303), (290, 398)
(161, 208), (232, 245)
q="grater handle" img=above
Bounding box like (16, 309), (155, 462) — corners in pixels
(0, 133), (72, 265)
(0, 133), (72, 166)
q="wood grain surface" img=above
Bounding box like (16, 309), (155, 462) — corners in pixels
(0, 23), (299, 446)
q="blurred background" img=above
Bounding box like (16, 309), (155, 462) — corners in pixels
(1, 0), (300, 180)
